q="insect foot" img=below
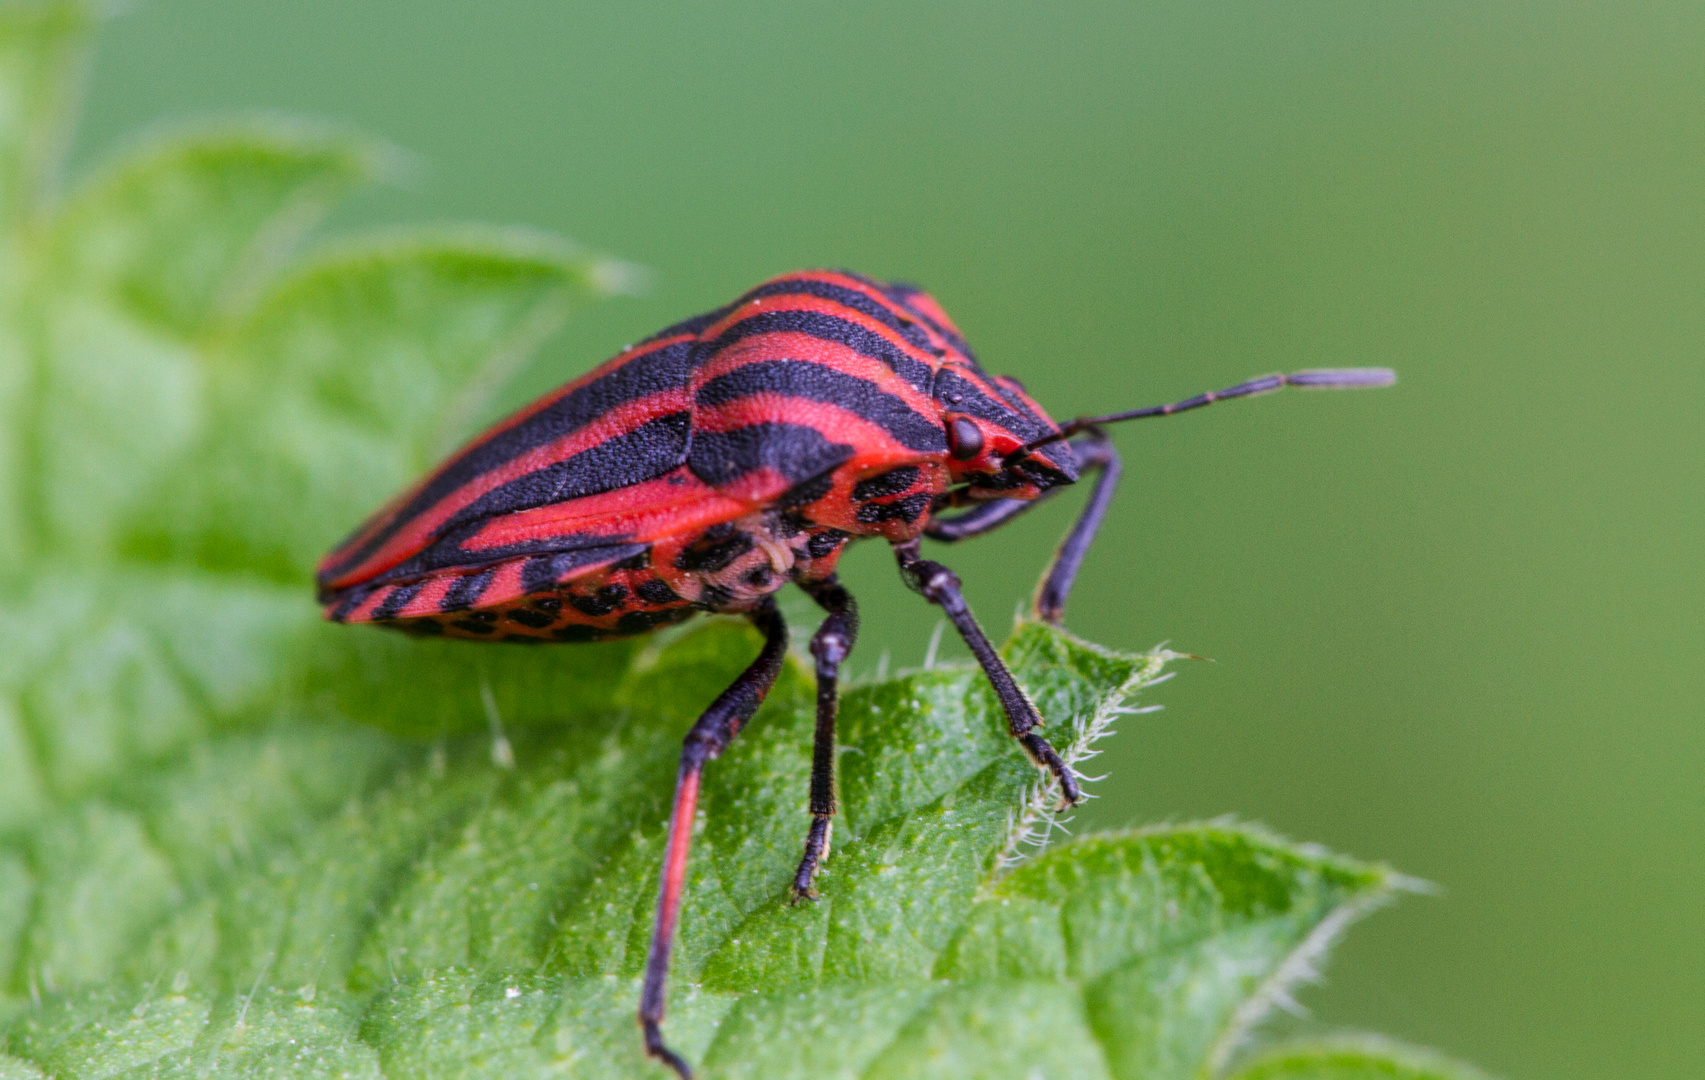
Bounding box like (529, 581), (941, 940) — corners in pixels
(792, 574), (858, 903)
(891, 542), (1083, 805)
(1020, 732), (1086, 808)
(789, 816), (832, 903)
(641, 1019), (693, 1079)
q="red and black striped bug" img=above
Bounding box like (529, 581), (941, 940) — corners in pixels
(317, 269), (1393, 1077)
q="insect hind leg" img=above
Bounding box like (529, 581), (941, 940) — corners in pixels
(791, 574), (859, 900)
(640, 598), (789, 1080)
(892, 542), (1082, 807)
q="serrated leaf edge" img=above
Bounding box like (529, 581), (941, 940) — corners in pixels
(1205, 839), (1428, 1076)
(993, 625), (1181, 875)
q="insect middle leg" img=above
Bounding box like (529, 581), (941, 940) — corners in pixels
(640, 598), (789, 1080)
(925, 432), (1120, 624)
(791, 574), (859, 900)
(893, 541), (1083, 807)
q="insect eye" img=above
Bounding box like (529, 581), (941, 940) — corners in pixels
(948, 417), (984, 461)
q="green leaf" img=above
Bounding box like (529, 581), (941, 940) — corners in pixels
(9, 119), (391, 563)
(2, 603), (1397, 1078)
(0, 0), (89, 237)
(0, 6), (1488, 1078)
(147, 227), (626, 579)
(1228, 1035), (1501, 1080)
(0, 0), (95, 566)
(41, 121), (394, 335)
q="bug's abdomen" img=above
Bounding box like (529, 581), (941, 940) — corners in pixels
(375, 569), (699, 642)
(322, 470), (861, 642)
(317, 329), (700, 596)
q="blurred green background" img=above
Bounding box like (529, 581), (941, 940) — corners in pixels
(69, 3), (1701, 1078)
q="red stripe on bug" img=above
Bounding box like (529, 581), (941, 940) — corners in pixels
(459, 469), (744, 554)
(320, 390), (690, 590)
(690, 405), (924, 504)
(649, 767), (701, 963)
(396, 573), (456, 619)
(798, 269), (970, 353)
(887, 288), (966, 343)
(319, 334), (697, 570)
(705, 292), (946, 374)
(343, 584), (393, 624)
(460, 332), (696, 444)
(486, 557), (526, 605)
(698, 332), (940, 413)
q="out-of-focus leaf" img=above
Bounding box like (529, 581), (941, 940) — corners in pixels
(13, 124), (388, 561)
(0, 0), (94, 565)
(41, 123), (393, 335)
(1229, 1035), (1501, 1080)
(144, 229), (624, 579)
(0, 567), (646, 835)
(20, 128), (618, 570)
(0, 0), (89, 236)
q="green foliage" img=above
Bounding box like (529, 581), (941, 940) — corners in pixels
(1228, 1037), (1499, 1080)
(0, 5), (1488, 1077)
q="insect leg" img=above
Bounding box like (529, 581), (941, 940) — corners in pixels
(791, 574), (860, 900)
(925, 433), (1120, 625)
(922, 493), (1036, 540)
(640, 599), (789, 1080)
(893, 541), (1083, 807)
(1030, 433), (1119, 623)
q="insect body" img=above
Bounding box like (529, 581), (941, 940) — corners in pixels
(317, 269), (1392, 1078)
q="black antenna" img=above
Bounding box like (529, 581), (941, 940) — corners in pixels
(1007, 368), (1396, 465)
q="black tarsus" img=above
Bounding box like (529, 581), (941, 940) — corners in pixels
(640, 598), (789, 1080)
(926, 433), (1119, 625)
(792, 574), (860, 899)
(892, 541), (1083, 807)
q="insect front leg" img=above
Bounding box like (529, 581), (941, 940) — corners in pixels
(791, 574), (859, 900)
(925, 432), (1120, 624)
(641, 599), (789, 1080)
(892, 541), (1083, 807)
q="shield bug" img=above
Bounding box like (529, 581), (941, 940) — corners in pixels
(317, 269), (1393, 1077)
